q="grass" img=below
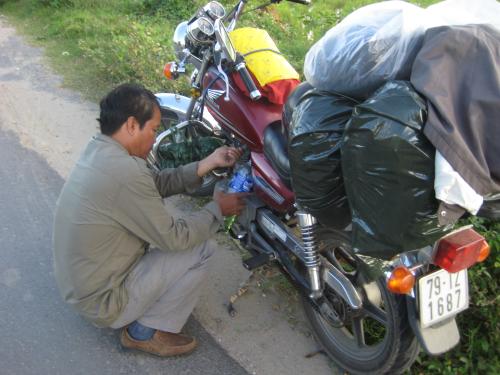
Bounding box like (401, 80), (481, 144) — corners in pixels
(0, 0), (186, 100)
(0, 0), (498, 373)
(1, 0), (438, 100)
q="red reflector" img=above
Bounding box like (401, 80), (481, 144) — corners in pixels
(433, 228), (488, 273)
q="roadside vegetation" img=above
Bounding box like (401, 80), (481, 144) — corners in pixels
(0, 0), (498, 373)
(0, 0), (437, 99)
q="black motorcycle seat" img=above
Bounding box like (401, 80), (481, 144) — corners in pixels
(262, 82), (314, 190)
(263, 121), (292, 189)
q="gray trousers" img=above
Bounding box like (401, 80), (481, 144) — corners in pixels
(110, 239), (216, 333)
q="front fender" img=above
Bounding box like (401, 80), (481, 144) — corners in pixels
(154, 93), (219, 131)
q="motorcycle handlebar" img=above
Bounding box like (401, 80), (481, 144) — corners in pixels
(235, 55), (262, 101)
(286, 0), (311, 5)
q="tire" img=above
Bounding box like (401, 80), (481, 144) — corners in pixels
(302, 230), (419, 375)
(148, 108), (219, 197)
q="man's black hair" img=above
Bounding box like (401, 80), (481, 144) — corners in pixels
(98, 83), (159, 136)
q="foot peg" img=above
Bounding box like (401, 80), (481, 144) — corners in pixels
(229, 222), (247, 240)
(242, 253), (271, 270)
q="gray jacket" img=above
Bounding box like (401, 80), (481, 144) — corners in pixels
(53, 134), (222, 327)
(411, 24), (500, 196)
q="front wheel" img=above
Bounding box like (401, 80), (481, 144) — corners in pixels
(302, 230), (419, 375)
(147, 108), (220, 196)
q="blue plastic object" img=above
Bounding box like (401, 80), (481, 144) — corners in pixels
(224, 164), (253, 231)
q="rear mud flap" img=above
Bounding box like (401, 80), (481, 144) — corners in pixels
(406, 296), (460, 355)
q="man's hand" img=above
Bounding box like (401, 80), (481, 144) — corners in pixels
(213, 189), (249, 216)
(197, 146), (243, 177)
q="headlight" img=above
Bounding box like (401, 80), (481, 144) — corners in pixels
(187, 16), (215, 44)
(173, 21), (188, 59)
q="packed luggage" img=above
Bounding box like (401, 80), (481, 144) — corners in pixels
(289, 0), (500, 257)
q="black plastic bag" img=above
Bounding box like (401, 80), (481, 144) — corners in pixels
(341, 81), (451, 259)
(288, 89), (357, 228)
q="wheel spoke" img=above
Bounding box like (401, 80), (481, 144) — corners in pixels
(363, 299), (388, 326)
(351, 317), (366, 347)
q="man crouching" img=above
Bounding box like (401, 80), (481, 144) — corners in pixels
(53, 83), (246, 356)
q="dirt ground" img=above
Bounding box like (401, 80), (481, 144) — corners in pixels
(0, 15), (338, 375)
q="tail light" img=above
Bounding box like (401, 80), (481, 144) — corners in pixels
(433, 227), (490, 273)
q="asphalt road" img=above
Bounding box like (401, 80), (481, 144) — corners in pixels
(0, 127), (249, 375)
(0, 14), (335, 375)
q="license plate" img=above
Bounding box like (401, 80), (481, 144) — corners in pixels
(418, 268), (469, 328)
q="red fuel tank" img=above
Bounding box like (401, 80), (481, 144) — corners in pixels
(203, 68), (282, 152)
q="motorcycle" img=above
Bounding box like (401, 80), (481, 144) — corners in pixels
(147, 1), (494, 373)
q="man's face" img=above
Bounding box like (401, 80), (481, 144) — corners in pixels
(131, 105), (161, 160)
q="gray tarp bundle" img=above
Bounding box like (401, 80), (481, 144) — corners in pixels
(341, 81), (451, 259)
(411, 24), (500, 196)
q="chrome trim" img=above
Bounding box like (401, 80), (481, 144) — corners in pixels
(173, 21), (188, 60)
(297, 211), (321, 298)
(253, 176), (285, 205)
(154, 93), (219, 132)
(297, 212), (317, 227)
(227, 1), (245, 32)
(203, 1), (226, 20)
(255, 209), (363, 310)
(322, 256), (363, 309)
(257, 210), (306, 263)
(187, 16), (215, 45)
(214, 18), (237, 62)
(249, 90), (261, 101)
(207, 89), (226, 102)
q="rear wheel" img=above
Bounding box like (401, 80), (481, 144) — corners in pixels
(148, 108), (220, 196)
(302, 230), (419, 375)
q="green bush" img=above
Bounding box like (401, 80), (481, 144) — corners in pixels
(77, 16), (172, 89)
(38, 0), (73, 7)
(142, 0), (200, 19)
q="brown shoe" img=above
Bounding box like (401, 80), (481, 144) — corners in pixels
(120, 328), (197, 357)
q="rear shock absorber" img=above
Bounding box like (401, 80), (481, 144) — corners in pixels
(297, 211), (322, 299)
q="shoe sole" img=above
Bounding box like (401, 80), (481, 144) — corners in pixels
(119, 343), (197, 358)
(120, 330), (197, 358)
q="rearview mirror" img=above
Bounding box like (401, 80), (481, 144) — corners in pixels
(214, 18), (237, 63)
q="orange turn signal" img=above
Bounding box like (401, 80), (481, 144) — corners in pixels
(387, 266), (415, 294)
(163, 62), (175, 80)
(477, 241), (490, 262)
